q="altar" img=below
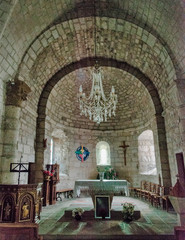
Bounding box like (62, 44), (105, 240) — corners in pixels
(74, 180), (130, 198)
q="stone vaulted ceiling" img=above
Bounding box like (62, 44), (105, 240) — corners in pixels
(1, 0), (185, 130)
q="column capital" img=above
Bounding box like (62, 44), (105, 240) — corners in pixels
(6, 78), (31, 107)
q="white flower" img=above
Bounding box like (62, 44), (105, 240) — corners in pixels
(72, 208), (84, 217)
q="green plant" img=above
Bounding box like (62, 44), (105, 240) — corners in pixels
(97, 166), (118, 180)
(122, 202), (135, 221)
(72, 208), (84, 217)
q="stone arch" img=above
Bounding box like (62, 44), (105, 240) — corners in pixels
(17, 16), (178, 97)
(34, 56), (171, 187)
(17, 7), (181, 79)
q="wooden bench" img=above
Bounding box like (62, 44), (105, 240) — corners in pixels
(56, 189), (73, 201)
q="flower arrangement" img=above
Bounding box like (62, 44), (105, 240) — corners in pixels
(42, 170), (54, 177)
(97, 166), (118, 180)
(72, 208), (84, 217)
(122, 202), (135, 221)
(72, 208), (84, 220)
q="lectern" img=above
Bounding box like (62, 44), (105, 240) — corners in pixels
(43, 164), (59, 206)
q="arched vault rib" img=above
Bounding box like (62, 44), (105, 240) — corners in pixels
(35, 57), (171, 187)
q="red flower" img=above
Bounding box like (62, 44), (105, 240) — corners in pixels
(42, 170), (54, 176)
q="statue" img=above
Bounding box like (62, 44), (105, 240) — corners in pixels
(21, 202), (30, 219)
(3, 202), (12, 221)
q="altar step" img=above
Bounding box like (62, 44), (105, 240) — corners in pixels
(42, 234), (175, 240)
(60, 209), (141, 221)
(41, 210), (176, 240)
(39, 197), (177, 240)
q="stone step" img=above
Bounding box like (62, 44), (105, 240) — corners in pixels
(42, 234), (175, 240)
(61, 209), (141, 221)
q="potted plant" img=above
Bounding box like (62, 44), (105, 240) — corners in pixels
(72, 208), (84, 221)
(122, 202), (135, 222)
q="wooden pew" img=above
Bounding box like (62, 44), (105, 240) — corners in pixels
(56, 189), (73, 201)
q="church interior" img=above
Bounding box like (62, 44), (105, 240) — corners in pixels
(0, 0), (185, 239)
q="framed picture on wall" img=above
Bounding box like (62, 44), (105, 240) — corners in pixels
(95, 195), (110, 219)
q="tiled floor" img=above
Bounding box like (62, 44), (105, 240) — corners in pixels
(39, 197), (177, 240)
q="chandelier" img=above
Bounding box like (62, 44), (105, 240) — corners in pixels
(78, 63), (117, 124)
(77, 6), (117, 124)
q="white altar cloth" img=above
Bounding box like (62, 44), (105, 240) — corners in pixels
(74, 180), (130, 197)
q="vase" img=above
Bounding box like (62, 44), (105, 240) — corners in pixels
(99, 172), (104, 181)
(75, 213), (81, 221)
(44, 175), (50, 181)
(123, 213), (134, 222)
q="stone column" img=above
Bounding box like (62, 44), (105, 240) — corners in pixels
(155, 114), (172, 187)
(175, 79), (185, 151)
(34, 114), (46, 184)
(0, 79), (31, 184)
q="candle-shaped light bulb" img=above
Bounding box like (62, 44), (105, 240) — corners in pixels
(79, 85), (83, 93)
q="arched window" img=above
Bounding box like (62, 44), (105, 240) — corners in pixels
(51, 129), (69, 176)
(138, 130), (157, 175)
(96, 141), (111, 166)
(50, 138), (54, 164)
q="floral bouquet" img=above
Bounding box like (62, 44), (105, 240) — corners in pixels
(42, 170), (54, 176)
(97, 166), (118, 180)
(72, 208), (84, 217)
(122, 202), (135, 221)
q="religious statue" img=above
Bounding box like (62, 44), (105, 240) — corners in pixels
(21, 202), (30, 219)
(3, 202), (12, 221)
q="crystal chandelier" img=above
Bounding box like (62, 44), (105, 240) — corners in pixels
(77, 6), (118, 124)
(78, 63), (118, 124)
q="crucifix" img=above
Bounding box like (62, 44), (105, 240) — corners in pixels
(10, 156), (29, 184)
(119, 141), (129, 166)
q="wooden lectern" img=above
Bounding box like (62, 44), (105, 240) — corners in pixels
(42, 164), (59, 206)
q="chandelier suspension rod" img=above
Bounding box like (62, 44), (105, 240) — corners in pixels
(94, 0), (97, 58)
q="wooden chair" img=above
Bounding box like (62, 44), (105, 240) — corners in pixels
(144, 181), (152, 201)
(148, 182), (155, 204)
(129, 187), (138, 197)
(136, 180), (146, 198)
(148, 183), (155, 205)
(152, 184), (161, 208)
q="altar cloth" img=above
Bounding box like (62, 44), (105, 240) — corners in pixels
(74, 180), (130, 197)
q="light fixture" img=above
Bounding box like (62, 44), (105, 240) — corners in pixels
(78, 63), (117, 124)
(78, 6), (118, 124)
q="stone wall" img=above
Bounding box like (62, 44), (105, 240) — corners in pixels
(43, 119), (159, 190)
(0, 0), (184, 187)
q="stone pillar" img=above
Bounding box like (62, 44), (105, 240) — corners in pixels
(175, 79), (185, 151)
(0, 79), (31, 184)
(175, 79), (185, 147)
(155, 114), (171, 187)
(34, 115), (46, 184)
